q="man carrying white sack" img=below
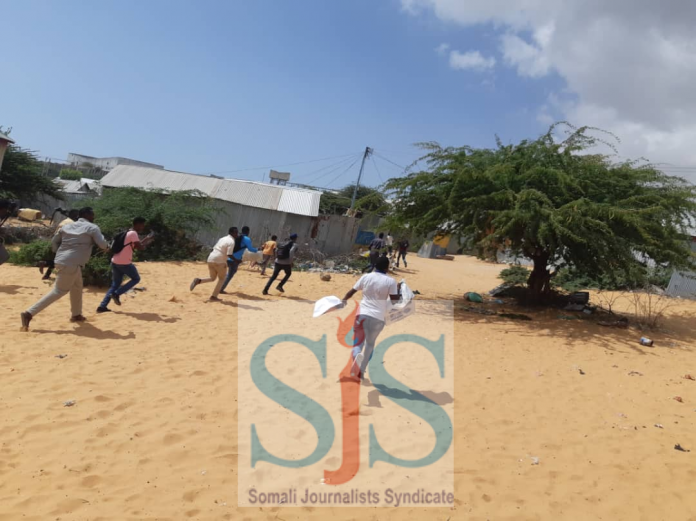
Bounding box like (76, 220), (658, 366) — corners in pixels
(339, 256), (401, 379)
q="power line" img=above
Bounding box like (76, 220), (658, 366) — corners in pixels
(199, 152), (360, 176)
(373, 151), (407, 171)
(300, 154), (361, 184)
(322, 156), (362, 189)
(370, 155), (385, 184)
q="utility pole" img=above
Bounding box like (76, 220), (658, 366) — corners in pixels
(350, 146), (373, 211)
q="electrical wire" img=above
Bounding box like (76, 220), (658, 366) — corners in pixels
(370, 155), (385, 184)
(322, 156), (362, 189)
(299, 154), (362, 185)
(199, 152), (360, 175)
(373, 151), (407, 171)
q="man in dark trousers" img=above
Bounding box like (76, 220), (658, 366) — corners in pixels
(219, 226), (258, 294)
(362, 232), (386, 273)
(396, 237), (410, 268)
(262, 233), (297, 295)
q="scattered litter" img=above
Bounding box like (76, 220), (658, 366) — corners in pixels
(684, 374), (695, 381)
(489, 283), (514, 297)
(674, 396), (684, 403)
(654, 423), (663, 429)
(201, 470), (207, 475)
(569, 292), (590, 305)
(492, 299), (504, 304)
(639, 337), (654, 347)
(500, 313), (532, 321)
(628, 371), (643, 377)
(674, 444), (690, 452)
(413, 290), (422, 295)
(579, 369), (586, 375)
(462, 306), (497, 316)
(464, 292), (483, 303)
(63, 400), (76, 407)
(564, 303), (586, 312)
(617, 413), (627, 418)
(530, 456), (540, 465)
(134, 287), (147, 292)
(583, 307), (596, 315)
(55, 354), (68, 359)
(436, 254), (454, 261)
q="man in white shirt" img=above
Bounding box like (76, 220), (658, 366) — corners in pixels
(385, 232), (394, 255)
(341, 256), (401, 379)
(190, 227), (236, 301)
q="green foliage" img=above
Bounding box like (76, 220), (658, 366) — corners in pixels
(8, 239), (53, 265)
(319, 184), (387, 215)
(386, 123), (696, 302)
(0, 144), (62, 201)
(499, 265), (530, 286)
(82, 255), (113, 287)
(553, 265), (673, 293)
(59, 169), (83, 181)
(86, 187), (219, 261)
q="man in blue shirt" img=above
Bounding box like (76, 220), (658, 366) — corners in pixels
(220, 225), (258, 294)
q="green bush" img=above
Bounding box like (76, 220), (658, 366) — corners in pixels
(8, 239), (53, 265)
(499, 265), (529, 286)
(552, 264), (673, 292)
(59, 169), (83, 181)
(82, 255), (113, 287)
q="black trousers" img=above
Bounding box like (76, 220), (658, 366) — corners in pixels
(264, 264), (292, 291)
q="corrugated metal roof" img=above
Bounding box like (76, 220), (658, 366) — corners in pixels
(666, 270), (696, 299)
(101, 165), (321, 217)
(0, 131), (14, 143)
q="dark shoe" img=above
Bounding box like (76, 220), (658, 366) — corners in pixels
(96, 307), (111, 314)
(70, 315), (87, 323)
(41, 274), (51, 280)
(20, 311), (32, 332)
(276, 286), (285, 293)
(112, 294), (121, 306)
(208, 296), (221, 302)
(219, 290), (228, 295)
(190, 278), (201, 291)
(262, 289), (269, 295)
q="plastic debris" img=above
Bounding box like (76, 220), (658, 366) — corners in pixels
(63, 400), (76, 407)
(654, 423), (663, 429)
(464, 292), (484, 303)
(55, 354), (68, 359)
(639, 337), (654, 347)
(579, 369), (586, 375)
(530, 456), (540, 465)
(674, 396), (684, 403)
(684, 374), (695, 381)
(628, 371), (643, 376)
(674, 444), (690, 452)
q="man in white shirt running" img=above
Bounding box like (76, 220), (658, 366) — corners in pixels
(341, 256), (401, 379)
(190, 227), (236, 301)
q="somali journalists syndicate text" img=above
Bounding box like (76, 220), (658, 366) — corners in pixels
(248, 488), (454, 507)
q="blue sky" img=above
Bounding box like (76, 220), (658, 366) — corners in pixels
(2, 0), (566, 188)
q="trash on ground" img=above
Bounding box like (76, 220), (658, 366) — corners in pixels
(674, 396), (684, 403)
(579, 368), (586, 375)
(413, 290), (422, 295)
(464, 292), (484, 303)
(564, 303), (586, 312)
(462, 306), (497, 316)
(639, 337), (654, 347)
(436, 254), (454, 261)
(55, 354), (68, 359)
(569, 292), (590, 305)
(598, 319), (629, 329)
(493, 299), (504, 304)
(134, 287), (147, 292)
(654, 423), (663, 429)
(63, 400), (76, 407)
(674, 444), (690, 452)
(684, 374), (695, 381)
(530, 456), (540, 465)
(500, 313), (532, 321)
(489, 282), (514, 297)
(628, 371), (643, 376)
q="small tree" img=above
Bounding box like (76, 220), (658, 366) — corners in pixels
(319, 184), (387, 215)
(386, 123), (696, 303)
(0, 134), (62, 201)
(59, 169), (84, 181)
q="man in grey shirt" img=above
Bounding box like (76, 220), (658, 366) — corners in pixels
(262, 233), (297, 295)
(21, 207), (108, 331)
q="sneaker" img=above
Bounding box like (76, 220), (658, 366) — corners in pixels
(112, 294), (121, 306)
(190, 278), (201, 291)
(262, 289), (269, 295)
(20, 311), (32, 332)
(276, 286), (285, 293)
(208, 296), (221, 302)
(70, 315), (87, 323)
(41, 274), (51, 281)
(96, 307), (111, 314)
(352, 352), (365, 375)
(219, 290), (228, 295)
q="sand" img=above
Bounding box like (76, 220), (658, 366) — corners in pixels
(1, 255), (696, 520)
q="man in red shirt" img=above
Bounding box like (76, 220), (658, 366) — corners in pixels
(97, 217), (153, 313)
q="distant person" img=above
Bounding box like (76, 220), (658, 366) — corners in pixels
(362, 232), (385, 273)
(341, 256), (401, 379)
(97, 217), (154, 313)
(258, 234), (278, 276)
(38, 209), (79, 280)
(396, 237), (410, 268)
(21, 207), (108, 331)
(0, 199), (16, 226)
(189, 227), (236, 301)
(219, 226), (258, 294)
(262, 233), (297, 295)
(385, 232), (394, 256)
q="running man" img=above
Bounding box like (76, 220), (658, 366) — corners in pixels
(21, 207), (108, 330)
(258, 234), (277, 275)
(219, 226), (258, 294)
(189, 227), (236, 301)
(385, 232), (394, 256)
(396, 237), (410, 268)
(262, 233), (297, 295)
(97, 217), (154, 313)
(38, 209), (79, 280)
(362, 232), (386, 273)
(341, 256), (401, 379)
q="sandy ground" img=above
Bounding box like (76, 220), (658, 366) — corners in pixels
(1, 254), (696, 520)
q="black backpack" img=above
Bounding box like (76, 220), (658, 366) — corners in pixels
(276, 241), (293, 260)
(111, 231), (129, 254)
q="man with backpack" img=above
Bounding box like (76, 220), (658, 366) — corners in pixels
(362, 232), (386, 273)
(96, 217), (154, 313)
(219, 225), (258, 294)
(21, 207), (108, 330)
(262, 233), (297, 295)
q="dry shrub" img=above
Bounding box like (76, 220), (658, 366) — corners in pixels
(625, 288), (678, 330)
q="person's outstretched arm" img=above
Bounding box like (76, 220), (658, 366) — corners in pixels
(244, 236), (258, 253)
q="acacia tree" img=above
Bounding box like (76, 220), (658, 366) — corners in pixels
(319, 184), (387, 215)
(386, 123), (696, 303)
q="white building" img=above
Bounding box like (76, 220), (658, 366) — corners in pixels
(67, 153), (164, 172)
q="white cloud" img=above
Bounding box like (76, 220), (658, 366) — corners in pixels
(448, 50), (496, 71)
(402, 0), (696, 165)
(435, 42), (450, 55)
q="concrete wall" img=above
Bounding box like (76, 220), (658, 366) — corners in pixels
(196, 202), (359, 257)
(21, 192), (94, 220)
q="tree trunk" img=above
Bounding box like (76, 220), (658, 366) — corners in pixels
(527, 253), (551, 304)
